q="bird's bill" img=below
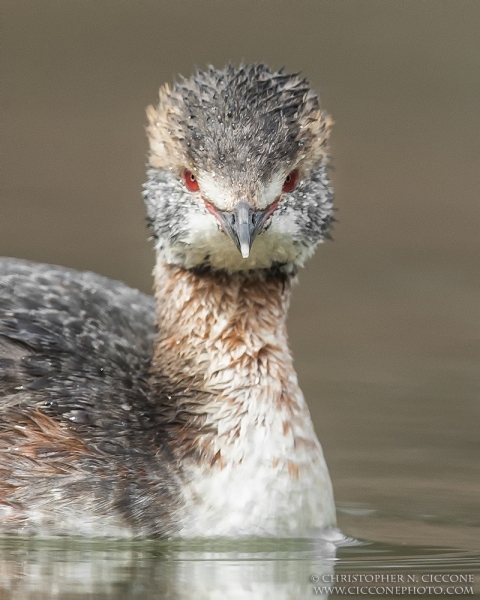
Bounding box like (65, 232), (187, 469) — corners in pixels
(216, 200), (278, 259)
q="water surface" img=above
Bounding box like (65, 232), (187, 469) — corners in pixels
(0, 533), (478, 599)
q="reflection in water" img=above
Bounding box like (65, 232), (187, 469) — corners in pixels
(1, 534), (479, 600)
(0, 536), (337, 600)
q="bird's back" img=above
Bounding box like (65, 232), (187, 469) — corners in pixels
(0, 258), (179, 536)
(0, 258), (156, 418)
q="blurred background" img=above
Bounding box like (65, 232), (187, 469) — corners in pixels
(2, 0), (479, 548)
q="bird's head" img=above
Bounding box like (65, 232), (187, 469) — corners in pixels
(143, 64), (334, 273)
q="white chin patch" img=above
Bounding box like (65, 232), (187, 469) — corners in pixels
(163, 211), (307, 271)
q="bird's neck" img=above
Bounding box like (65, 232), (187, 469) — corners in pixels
(152, 261), (293, 379)
(151, 261), (305, 459)
(151, 262), (335, 536)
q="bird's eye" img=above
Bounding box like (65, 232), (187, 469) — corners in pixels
(183, 169), (200, 192)
(282, 170), (299, 192)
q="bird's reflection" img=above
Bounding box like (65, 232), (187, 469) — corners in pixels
(0, 536), (337, 599)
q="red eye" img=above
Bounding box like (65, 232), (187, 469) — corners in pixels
(282, 169), (299, 192)
(184, 169), (200, 192)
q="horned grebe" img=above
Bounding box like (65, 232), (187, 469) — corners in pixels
(0, 64), (335, 538)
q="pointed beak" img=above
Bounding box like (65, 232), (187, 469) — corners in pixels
(216, 200), (277, 259)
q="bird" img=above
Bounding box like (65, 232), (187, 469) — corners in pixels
(0, 63), (336, 538)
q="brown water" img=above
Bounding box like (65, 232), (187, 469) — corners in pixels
(1, 1), (479, 597)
